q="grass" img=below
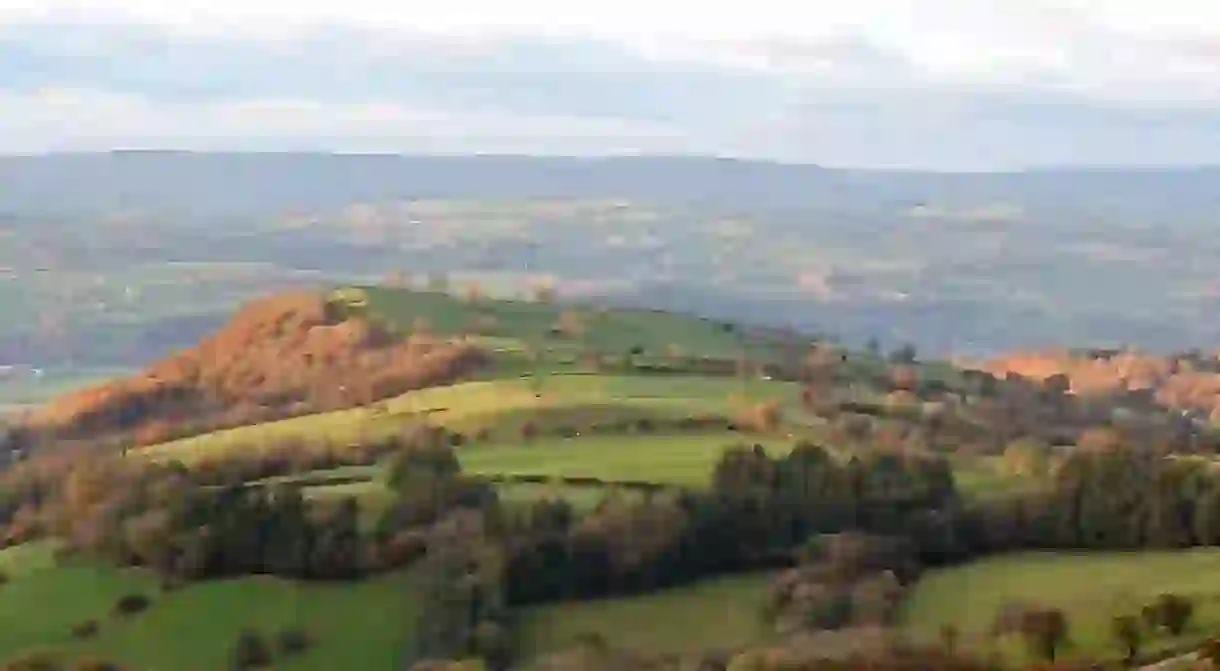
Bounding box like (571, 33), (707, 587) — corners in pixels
(0, 557), (422, 671)
(461, 433), (794, 488)
(352, 285), (759, 361)
(139, 374), (806, 464)
(0, 541), (59, 578)
(901, 548), (1220, 664)
(515, 571), (778, 658)
(495, 482), (664, 514)
(948, 456), (1045, 502)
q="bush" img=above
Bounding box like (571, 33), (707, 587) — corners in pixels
(160, 574), (186, 593)
(113, 593), (150, 617)
(70, 620), (99, 639)
(1, 650), (62, 670)
(381, 530), (428, 569)
(276, 627), (313, 656)
(231, 629), (274, 669)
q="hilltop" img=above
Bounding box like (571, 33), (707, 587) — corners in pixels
(24, 291), (488, 446)
(14, 283), (818, 451)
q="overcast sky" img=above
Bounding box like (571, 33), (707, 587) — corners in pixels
(2, 0), (1220, 169)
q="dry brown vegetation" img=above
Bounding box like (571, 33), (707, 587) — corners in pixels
(24, 292), (490, 446)
(970, 348), (1220, 417)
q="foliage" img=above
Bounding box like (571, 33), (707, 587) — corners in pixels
(230, 629), (273, 670)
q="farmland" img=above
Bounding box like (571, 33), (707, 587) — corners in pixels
(0, 547), (422, 671)
(138, 373), (811, 463)
(902, 549), (1220, 664)
(515, 571), (778, 658)
(7, 284), (1213, 671)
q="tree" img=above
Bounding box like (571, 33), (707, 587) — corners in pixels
(427, 273), (450, 293)
(625, 345), (644, 371)
(1111, 614), (1142, 664)
(939, 624), (960, 655)
(386, 270), (409, 288)
(555, 311), (585, 341)
(1199, 638), (1220, 667)
(531, 280), (555, 303)
(1147, 594), (1194, 636)
(889, 343), (917, 365)
(231, 628), (274, 670)
(1001, 438), (1052, 478)
(1019, 608), (1070, 662)
(464, 281), (483, 303)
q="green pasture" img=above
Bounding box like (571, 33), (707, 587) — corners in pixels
(350, 285), (759, 360)
(902, 548), (1220, 664)
(460, 433), (794, 488)
(138, 374), (806, 463)
(515, 571), (777, 658)
(0, 548), (421, 671)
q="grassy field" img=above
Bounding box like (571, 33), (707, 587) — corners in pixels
(901, 549), (1220, 664)
(0, 541), (59, 579)
(0, 545), (421, 671)
(494, 482), (659, 513)
(947, 455), (1045, 502)
(515, 571), (777, 658)
(461, 433), (794, 488)
(139, 374), (806, 463)
(352, 285), (759, 361)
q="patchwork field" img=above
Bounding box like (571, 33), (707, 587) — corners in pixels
(461, 433), (795, 487)
(139, 374), (808, 464)
(901, 549), (1220, 664)
(0, 544), (421, 671)
(0, 285), (1067, 670)
(515, 571), (778, 659)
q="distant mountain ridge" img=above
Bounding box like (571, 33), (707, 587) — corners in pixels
(4, 152), (1219, 222)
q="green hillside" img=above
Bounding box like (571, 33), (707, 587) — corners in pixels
(0, 545), (421, 671)
(8, 284), (1207, 671)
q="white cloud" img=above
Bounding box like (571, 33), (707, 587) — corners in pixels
(2, 1), (1220, 165)
(0, 89), (698, 154)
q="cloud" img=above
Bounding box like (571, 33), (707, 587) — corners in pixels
(0, 89), (700, 155)
(2, 2), (1220, 167)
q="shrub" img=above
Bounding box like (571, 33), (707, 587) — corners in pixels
(231, 629), (274, 669)
(1199, 637), (1220, 666)
(380, 530), (428, 569)
(113, 593), (150, 617)
(70, 620), (99, 639)
(160, 574), (186, 593)
(276, 626), (312, 656)
(1, 650), (62, 670)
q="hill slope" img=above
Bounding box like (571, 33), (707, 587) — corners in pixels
(25, 291), (488, 445)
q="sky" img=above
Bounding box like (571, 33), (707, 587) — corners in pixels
(2, 0), (1220, 169)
